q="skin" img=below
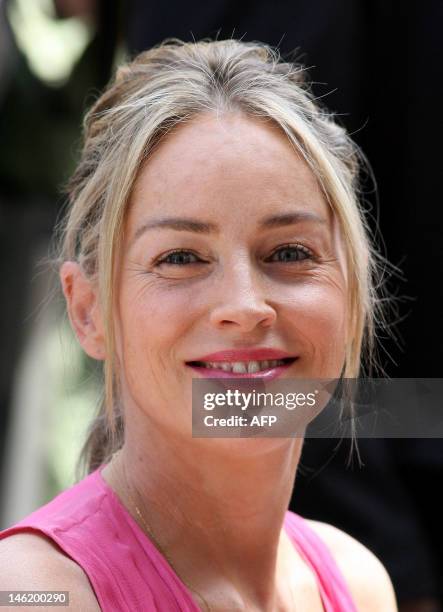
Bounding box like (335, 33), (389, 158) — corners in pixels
(102, 113), (349, 608)
(0, 113), (398, 611)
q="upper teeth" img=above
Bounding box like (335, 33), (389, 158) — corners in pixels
(199, 359), (286, 373)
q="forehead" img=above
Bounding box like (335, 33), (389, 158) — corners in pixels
(126, 112), (332, 233)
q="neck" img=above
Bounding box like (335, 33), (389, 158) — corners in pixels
(105, 413), (304, 609)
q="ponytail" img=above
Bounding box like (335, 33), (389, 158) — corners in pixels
(75, 394), (124, 479)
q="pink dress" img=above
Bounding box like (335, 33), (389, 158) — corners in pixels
(0, 466), (357, 611)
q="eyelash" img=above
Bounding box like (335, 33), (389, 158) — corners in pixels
(154, 244), (315, 266)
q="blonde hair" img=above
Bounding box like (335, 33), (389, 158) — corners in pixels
(53, 39), (393, 474)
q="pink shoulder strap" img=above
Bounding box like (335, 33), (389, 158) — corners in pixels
(283, 510), (358, 611)
(0, 469), (197, 611)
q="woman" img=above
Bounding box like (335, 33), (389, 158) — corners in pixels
(0, 40), (397, 611)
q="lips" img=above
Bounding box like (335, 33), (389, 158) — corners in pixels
(186, 356), (297, 381)
(186, 348), (297, 380)
(187, 348), (297, 362)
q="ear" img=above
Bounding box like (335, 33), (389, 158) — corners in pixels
(60, 261), (106, 360)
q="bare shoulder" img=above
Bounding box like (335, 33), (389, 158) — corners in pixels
(306, 519), (398, 612)
(0, 532), (101, 611)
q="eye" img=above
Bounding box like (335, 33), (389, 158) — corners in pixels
(155, 249), (203, 266)
(266, 244), (314, 263)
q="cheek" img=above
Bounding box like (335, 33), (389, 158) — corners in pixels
(116, 285), (191, 390)
(285, 280), (347, 373)
(111, 283), (192, 435)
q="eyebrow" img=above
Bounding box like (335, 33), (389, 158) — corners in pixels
(131, 211), (327, 246)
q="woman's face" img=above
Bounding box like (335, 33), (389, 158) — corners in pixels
(114, 113), (348, 438)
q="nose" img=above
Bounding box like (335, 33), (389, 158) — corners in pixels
(208, 259), (277, 332)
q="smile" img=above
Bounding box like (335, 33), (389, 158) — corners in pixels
(186, 357), (297, 380)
